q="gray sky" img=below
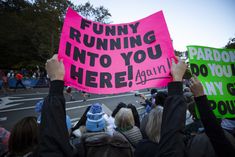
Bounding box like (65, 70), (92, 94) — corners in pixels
(70, 0), (235, 51)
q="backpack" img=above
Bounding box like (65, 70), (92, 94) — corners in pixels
(75, 132), (133, 157)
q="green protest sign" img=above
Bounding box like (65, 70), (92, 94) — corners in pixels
(187, 45), (235, 118)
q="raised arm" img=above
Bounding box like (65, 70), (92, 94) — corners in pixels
(189, 75), (235, 157)
(159, 59), (187, 157)
(38, 55), (74, 157)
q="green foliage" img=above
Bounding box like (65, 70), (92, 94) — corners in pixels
(0, 0), (111, 69)
(74, 2), (112, 24)
(0, 0), (36, 68)
(225, 37), (235, 49)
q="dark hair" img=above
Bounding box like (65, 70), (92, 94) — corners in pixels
(8, 116), (38, 156)
(155, 92), (168, 107)
(150, 88), (158, 95)
(127, 103), (140, 128)
(111, 102), (127, 118)
(72, 106), (91, 131)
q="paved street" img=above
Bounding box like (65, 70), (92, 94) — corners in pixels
(0, 87), (150, 130)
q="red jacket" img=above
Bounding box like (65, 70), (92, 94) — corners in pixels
(16, 73), (23, 80)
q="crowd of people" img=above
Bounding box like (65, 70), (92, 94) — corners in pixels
(0, 68), (49, 94)
(0, 54), (235, 157)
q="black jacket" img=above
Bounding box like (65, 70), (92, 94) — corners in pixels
(194, 95), (235, 157)
(38, 81), (74, 157)
(135, 82), (187, 157)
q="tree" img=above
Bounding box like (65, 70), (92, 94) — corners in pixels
(73, 2), (112, 24)
(0, 0), (37, 68)
(31, 0), (71, 62)
(0, 0), (111, 69)
(225, 37), (235, 49)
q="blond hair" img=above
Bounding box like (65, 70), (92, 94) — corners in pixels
(145, 106), (163, 143)
(115, 108), (134, 130)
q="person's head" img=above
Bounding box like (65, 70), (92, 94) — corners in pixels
(86, 103), (105, 132)
(150, 88), (158, 95)
(111, 102), (127, 118)
(145, 106), (163, 143)
(127, 103), (140, 128)
(8, 116), (38, 156)
(66, 86), (72, 93)
(155, 91), (167, 107)
(0, 127), (10, 155)
(115, 108), (134, 131)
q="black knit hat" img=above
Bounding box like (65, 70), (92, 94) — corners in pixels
(150, 88), (158, 95)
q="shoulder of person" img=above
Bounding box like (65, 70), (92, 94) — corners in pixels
(132, 126), (141, 131)
(124, 126), (142, 135)
(134, 139), (159, 156)
(186, 132), (216, 157)
(81, 132), (110, 143)
(137, 139), (157, 145)
(80, 131), (132, 151)
(224, 130), (235, 149)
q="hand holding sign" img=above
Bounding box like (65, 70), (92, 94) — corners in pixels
(45, 54), (65, 81)
(171, 59), (187, 81)
(58, 8), (175, 94)
(189, 75), (205, 97)
(188, 45), (235, 118)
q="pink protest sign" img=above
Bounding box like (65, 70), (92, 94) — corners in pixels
(58, 8), (175, 94)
